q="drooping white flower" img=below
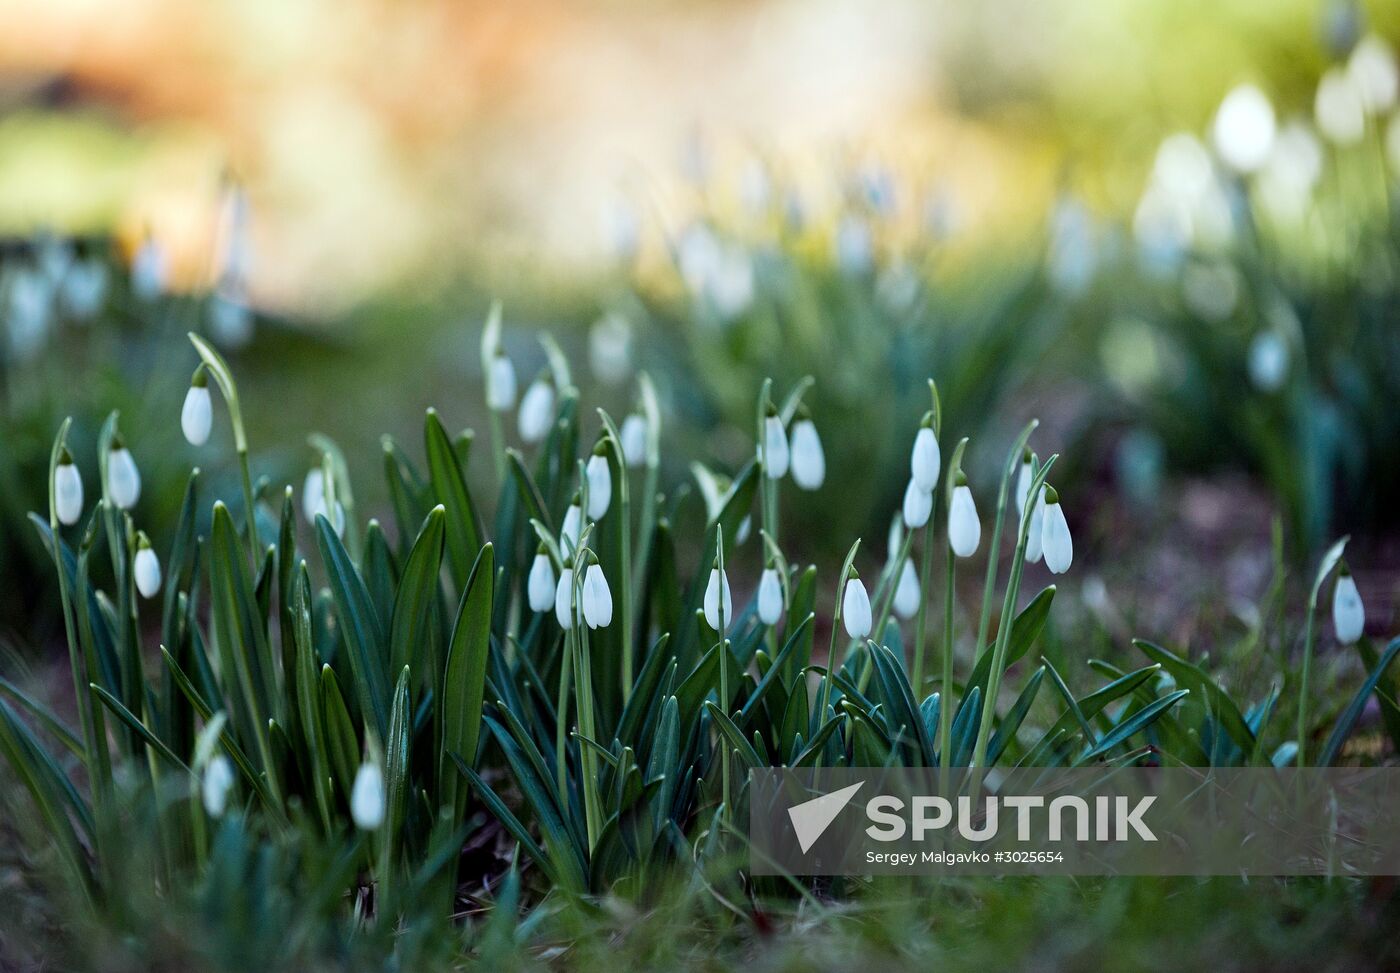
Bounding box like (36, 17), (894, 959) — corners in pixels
(487, 351), (517, 412)
(789, 417), (825, 490)
(208, 285), (253, 348)
(134, 533), (162, 599)
(1015, 450), (1034, 519)
(555, 568), (575, 629)
(842, 573), (872, 639)
(560, 497), (583, 556)
(582, 559), (613, 629)
(1348, 35), (1398, 114)
(1212, 84), (1276, 173)
(302, 467), (325, 522)
(61, 259), (109, 321)
(1040, 486), (1073, 575)
(902, 477), (933, 529)
(350, 762), (385, 830)
(757, 566), (784, 626)
(1333, 565), (1365, 644)
(589, 312), (632, 385)
(703, 562), (734, 632)
(131, 235), (167, 301)
(1025, 487), (1046, 564)
(182, 371), (213, 446)
(735, 514), (753, 545)
(201, 754), (235, 818)
(55, 450), (83, 526)
(910, 421), (940, 492)
(619, 413), (648, 467)
(893, 559), (920, 620)
(1315, 68), (1366, 144)
(948, 475), (980, 558)
(761, 410), (789, 480)
(586, 448), (612, 520)
(527, 549), (556, 613)
(517, 377), (555, 444)
(1248, 330), (1289, 392)
(107, 440), (142, 510)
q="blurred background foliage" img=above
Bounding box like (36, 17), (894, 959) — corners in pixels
(2, 0), (1400, 648)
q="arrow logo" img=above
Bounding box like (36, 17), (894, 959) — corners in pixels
(787, 781), (864, 853)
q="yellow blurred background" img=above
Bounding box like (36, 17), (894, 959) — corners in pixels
(1, 0), (1395, 316)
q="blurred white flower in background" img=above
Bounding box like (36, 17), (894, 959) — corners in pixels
(677, 223), (721, 297)
(1181, 261), (1241, 323)
(1315, 68), (1366, 143)
(1135, 133), (1234, 271)
(599, 195), (640, 264)
(707, 245), (754, 320)
(1046, 196), (1098, 295)
(834, 215), (873, 275)
(589, 312), (632, 384)
(209, 284), (254, 348)
(1347, 34), (1398, 114)
(1247, 329), (1289, 392)
(131, 234), (167, 301)
(4, 266), (53, 361)
(36, 234), (73, 287)
(1212, 84), (1277, 173)
(61, 259), (109, 322)
(1255, 121), (1323, 223)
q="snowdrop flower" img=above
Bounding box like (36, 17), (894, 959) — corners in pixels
(560, 494), (583, 556)
(948, 473), (981, 558)
(1040, 486), (1073, 575)
(350, 762), (385, 830)
(910, 417), (940, 492)
(585, 443), (612, 519)
(107, 437), (142, 510)
(1248, 330), (1289, 392)
(202, 754), (235, 818)
(789, 414), (825, 490)
(1015, 449), (1034, 519)
(302, 467), (325, 522)
(133, 532), (162, 599)
(892, 559), (920, 620)
(761, 407), (789, 480)
(1025, 487), (1046, 564)
(527, 546), (556, 613)
(835, 215), (873, 275)
(1333, 563), (1364, 644)
(1348, 35), (1398, 114)
(902, 477), (933, 529)
(517, 375), (555, 444)
(487, 350), (517, 412)
(182, 368), (212, 446)
(6, 266), (53, 361)
(842, 571), (872, 640)
(131, 234), (167, 301)
(589, 312), (633, 385)
(55, 449), (83, 526)
(708, 245), (755, 320)
(208, 285), (253, 348)
(703, 559), (734, 631)
(735, 514), (752, 545)
(61, 259), (109, 321)
(582, 556), (613, 629)
(1212, 84), (1276, 173)
(1315, 68), (1366, 144)
(620, 413), (648, 467)
(554, 568), (575, 629)
(757, 565), (784, 626)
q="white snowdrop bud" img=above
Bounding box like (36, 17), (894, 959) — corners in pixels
(555, 568), (576, 629)
(910, 418), (941, 491)
(757, 566), (784, 626)
(517, 377), (555, 444)
(585, 445), (612, 519)
(487, 351), (517, 412)
(1015, 449), (1034, 519)
(1348, 35), (1398, 114)
(842, 573), (872, 640)
(55, 449), (84, 526)
(789, 417), (825, 490)
(302, 467), (325, 522)
(350, 762), (385, 830)
(133, 533), (162, 599)
(131, 235), (167, 301)
(761, 409), (789, 480)
(703, 562), (734, 632)
(1025, 487), (1046, 564)
(560, 497), (583, 557)
(893, 558), (920, 620)
(582, 557), (613, 629)
(107, 439), (142, 510)
(201, 754), (235, 818)
(619, 413), (648, 467)
(527, 548), (556, 613)
(902, 477), (933, 529)
(182, 369), (213, 446)
(948, 474), (980, 558)
(1333, 564), (1364, 645)
(1040, 485), (1073, 575)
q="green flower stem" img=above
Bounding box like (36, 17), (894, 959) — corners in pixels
(717, 532), (730, 823)
(939, 542), (956, 775)
(488, 408), (507, 488)
(1296, 537), (1348, 769)
(569, 565), (603, 853)
(189, 333), (259, 558)
(910, 521), (936, 695)
(555, 632), (573, 804)
(978, 422), (1039, 654)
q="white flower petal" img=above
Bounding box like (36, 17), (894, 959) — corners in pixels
(134, 547), (162, 599)
(527, 554), (556, 613)
(893, 559), (920, 620)
(108, 448), (142, 510)
(583, 563), (613, 629)
(948, 484), (981, 558)
(842, 578), (872, 639)
(1025, 488), (1046, 564)
(182, 385), (212, 446)
(620, 413), (648, 467)
(555, 568), (575, 629)
(586, 454), (612, 519)
(1042, 502), (1073, 575)
(487, 354), (517, 411)
(902, 478), (932, 529)
(350, 763), (385, 830)
(789, 419), (825, 490)
(560, 504), (582, 557)
(703, 567), (734, 631)
(202, 754), (234, 818)
(1333, 574), (1365, 644)
(1015, 460), (1034, 519)
(762, 414), (789, 479)
(910, 427), (941, 492)
(55, 463), (84, 526)
(758, 568), (784, 626)
(518, 380), (555, 443)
